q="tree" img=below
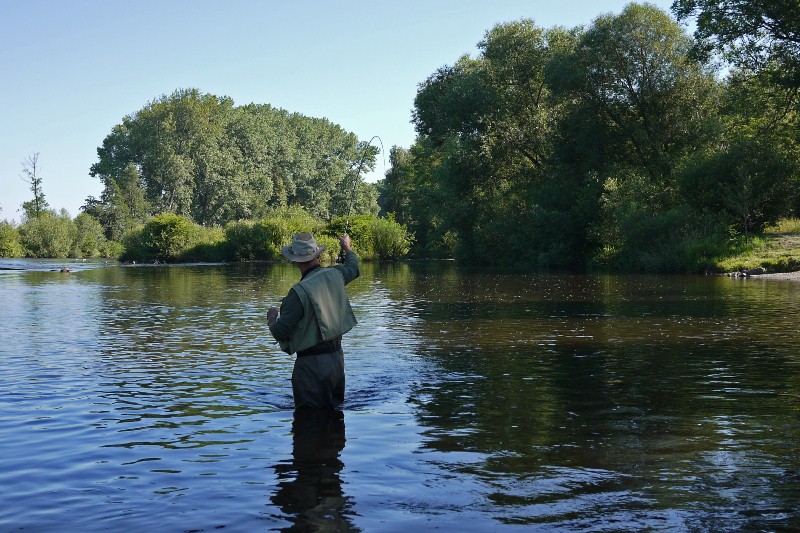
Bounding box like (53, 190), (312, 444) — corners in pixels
(672, 1), (800, 234)
(18, 210), (75, 258)
(20, 153), (49, 220)
(0, 221), (24, 257)
(83, 163), (151, 241)
(567, 3), (718, 182)
(411, 21), (576, 263)
(89, 89), (378, 231)
(71, 213), (109, 258)
(678, 131), (798, 239)
(378, 146), (416, 226)
(673, 0), (800, 91)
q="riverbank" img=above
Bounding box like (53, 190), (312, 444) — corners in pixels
(751, 270), (800, 280)
(714, 220), (800, 276)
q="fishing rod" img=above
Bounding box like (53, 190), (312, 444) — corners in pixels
(337, 135), (384, 263)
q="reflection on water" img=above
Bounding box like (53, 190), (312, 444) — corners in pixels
(0, 261), (798, 531)
(272, 409), (355, 531)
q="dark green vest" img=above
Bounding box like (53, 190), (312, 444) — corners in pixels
(279, 267), (357, 355)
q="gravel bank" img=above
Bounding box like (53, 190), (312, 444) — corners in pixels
(750, 271), (800, 280)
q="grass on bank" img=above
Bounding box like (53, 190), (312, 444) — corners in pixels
(714, 218), (800, 273)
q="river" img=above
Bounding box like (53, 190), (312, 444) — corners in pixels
(1, 259), (798, 531)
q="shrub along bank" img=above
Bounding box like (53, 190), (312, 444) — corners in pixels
(0, 211), (121, 259)
(0, 208), (412, 264)
(119, 208), (413, 263)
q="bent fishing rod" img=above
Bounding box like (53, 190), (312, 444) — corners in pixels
(337, 135), (384, 263)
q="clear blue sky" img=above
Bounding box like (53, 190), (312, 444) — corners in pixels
(1, 0), (677, 222)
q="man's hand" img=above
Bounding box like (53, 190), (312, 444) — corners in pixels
(267, 307), (279, 326)
(339, 233), (352, 252)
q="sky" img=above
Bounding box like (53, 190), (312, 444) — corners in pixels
(1, 0), (678, 223)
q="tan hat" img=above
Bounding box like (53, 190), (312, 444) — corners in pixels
(282, 232), (326, 262)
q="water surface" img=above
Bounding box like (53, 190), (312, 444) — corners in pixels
(1, 260), (798, 531)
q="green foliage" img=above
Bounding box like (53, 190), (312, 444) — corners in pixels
(591, 171), (734, 272)
(121, 213), (195, 262)
(383, 3), (800, 273)
(89, 89), (379, 233)
(410, 28), (549, 263)
(18, 210), (75, 259)
(9, 211), (121, 259)
(677, 133), (799, 239)
(369, 216), (413, 260)
(326, 215), (375, 257)
(0, 221), (24, 258)
(83, 163), (150, 241)
(113, 207), (411, 264)
(314, 234), (341, 264)
(225, 207), (324, 261)
(70, 213), (109, 258)
(673, 0), (800, 91)
(378, 147), (415, 226)
(224, 220), (275, 261)
(326, 214), (413, 261)
(399, 6), (726, 270)
(180, 225), (226, 262)
(102, 240), (125, 259)
(568, 3), (717, 180)
(20, 153), (49, 221)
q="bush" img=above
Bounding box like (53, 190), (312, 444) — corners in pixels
(225, 207), (326, 261)
(181, 225), (226, 262)
(71, 213), (109, 258)
(326, 214), (413, 261)
(0, 221), (24, 257)
(325, 215), (375, 258)
(369, 216), (413, 260)
(19, 211), (75, 258)
(315, 234), (341, 263)
(224, 220), (274, 260)
(121, 213), (223, 262)
(101, 240), (125, 259)
(118, 208), (413, 263)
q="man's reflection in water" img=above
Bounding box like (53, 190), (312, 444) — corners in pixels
(272, 408), (358, 531)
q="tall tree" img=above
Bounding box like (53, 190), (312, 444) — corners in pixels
(673, 0), (800, 91)
(412, 21), (576, 263)
(671, 1), (800, 233)
(20, 153), (49, 220)
(567, 3), (717, 182)
(90, 89), (377, 230)
(378, 146), (415, 226)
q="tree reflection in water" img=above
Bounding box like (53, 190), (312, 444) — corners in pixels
(272, 408), (358, 531)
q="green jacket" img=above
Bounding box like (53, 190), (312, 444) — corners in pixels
(271, 252), (359, 354)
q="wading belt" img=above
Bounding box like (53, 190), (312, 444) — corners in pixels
(297, 337), (342, 357)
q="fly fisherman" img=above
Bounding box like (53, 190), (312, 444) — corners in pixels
(267, 232), (359, 409)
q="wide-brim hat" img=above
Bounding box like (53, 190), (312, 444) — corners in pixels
(282, 232), (326, 262)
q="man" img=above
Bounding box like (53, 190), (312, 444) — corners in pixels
(267, 232), (359, 409)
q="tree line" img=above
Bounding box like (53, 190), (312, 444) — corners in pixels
(378, 2), (800, 271)
(3, 2), (798, 271)
(84, 88), (381, 239)
(1, 89), (410, 261)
